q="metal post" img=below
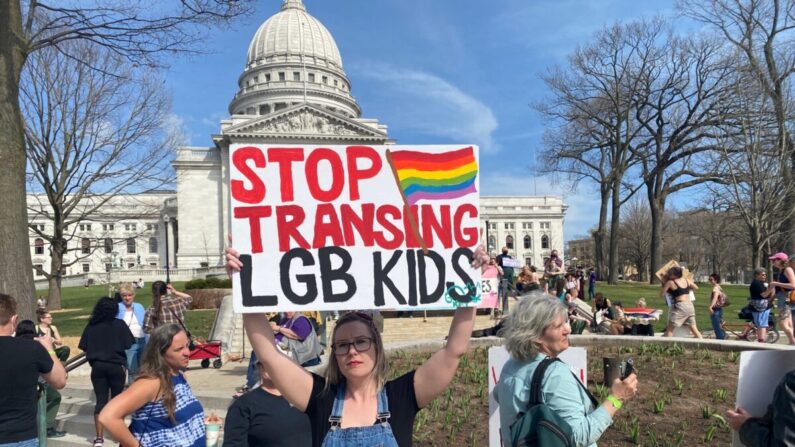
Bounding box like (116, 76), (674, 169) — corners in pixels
(164, 217), (171, 283)
(38, 383), (48, 446)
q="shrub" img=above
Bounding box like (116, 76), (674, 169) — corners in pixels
(185, 277), (232, 289)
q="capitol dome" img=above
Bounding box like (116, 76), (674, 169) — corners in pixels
(229, 0), (361, 118)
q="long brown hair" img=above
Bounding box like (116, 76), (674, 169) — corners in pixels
(137, 323), (183, 421)
(324, 312), (387, 393)
(150, 281), (168, 325)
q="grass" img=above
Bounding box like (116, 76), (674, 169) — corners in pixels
(592, 281), (749, 333)
(40, 281), (217, 339)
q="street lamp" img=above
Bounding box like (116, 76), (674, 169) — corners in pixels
(163, 214), (170, 283)
(107, 250), (119, 296)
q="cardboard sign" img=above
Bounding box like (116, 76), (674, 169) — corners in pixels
(733, 350), (795, 447)
(229, 144), (481, 312)
(655, 260), (694, 281)
(488, 346), (587, 447)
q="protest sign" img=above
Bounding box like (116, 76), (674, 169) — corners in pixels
(229, 144), (482, 312)
(488, 346), (587, 447)
(733, 350), (795, 447)
(502, 258), (522, 268)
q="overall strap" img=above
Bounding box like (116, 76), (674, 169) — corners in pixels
(328, 382), (346, 429)
(376, 387), (391, 425)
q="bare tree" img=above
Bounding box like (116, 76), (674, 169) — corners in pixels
(682, 0), (795, 251)
(0, 0), (251, 318)
(538, 19), (664, 284)
(710, 79), (795, 268)
(632, 33), (735, 283)
(618, 197), (652, 281)
(22, 41), (177, 309)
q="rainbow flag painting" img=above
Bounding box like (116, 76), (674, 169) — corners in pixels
(388, 146), (478, 206)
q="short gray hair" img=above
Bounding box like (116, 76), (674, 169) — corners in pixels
(502, 291), (568, 362)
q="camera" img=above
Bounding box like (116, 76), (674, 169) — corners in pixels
(620, 358), (635, 380)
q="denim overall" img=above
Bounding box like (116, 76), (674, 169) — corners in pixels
(321, 383), (399, 447)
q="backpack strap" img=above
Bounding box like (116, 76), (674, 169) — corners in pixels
(529, 357), (558, 405)
(530, 357), (599, 409)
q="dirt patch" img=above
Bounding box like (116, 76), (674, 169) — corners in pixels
(389, 343), (738, 446)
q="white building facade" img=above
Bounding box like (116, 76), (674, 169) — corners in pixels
(480, 196), (567, 268)
(28, 0), (566, 282)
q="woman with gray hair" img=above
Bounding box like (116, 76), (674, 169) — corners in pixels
(494, 292), (638, 447)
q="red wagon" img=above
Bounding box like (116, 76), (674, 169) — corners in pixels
(189, 340), (223, 369)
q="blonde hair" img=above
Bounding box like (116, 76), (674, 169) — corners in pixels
(324, 312), (387, 393)
(118, 283), (135, 295)
(636, 298), (646, 308)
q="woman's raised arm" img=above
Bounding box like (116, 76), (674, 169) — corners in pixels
(413, 306), (477, 408)
(226, 245), (314, 411)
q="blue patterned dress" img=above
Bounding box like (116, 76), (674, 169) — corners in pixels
(129, 374), (205, 447)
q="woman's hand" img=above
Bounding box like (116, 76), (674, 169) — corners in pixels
(610, 373), (638, 401)
(726, 407), (752, 431)
(225, 246), (243, 278)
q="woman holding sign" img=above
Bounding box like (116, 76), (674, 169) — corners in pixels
(226, 244), (482, 447)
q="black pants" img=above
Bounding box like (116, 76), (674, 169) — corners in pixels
(90, 361), (126, 414)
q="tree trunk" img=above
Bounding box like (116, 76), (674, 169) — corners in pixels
(608, 180), (622, 284)
(0, 2), (35, 320)
(46, 238), (67, 310)
(593, 183), (610, 280)
(647, 186), (664, 285)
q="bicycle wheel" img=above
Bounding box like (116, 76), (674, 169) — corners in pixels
(746, 327), (757, 341)
(767, 328), (780, 344)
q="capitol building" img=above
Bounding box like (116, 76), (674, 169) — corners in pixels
(28, 0), (566, 285)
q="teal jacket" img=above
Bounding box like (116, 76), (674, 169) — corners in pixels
(494, 353), (612, 447)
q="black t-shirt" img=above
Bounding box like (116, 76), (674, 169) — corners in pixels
(78, 319), (134, 365)
(750, 279), (768, 301)
(224, 387), (311, 446)
(305, 371), (419, 447)
(0, 337), (54, 443)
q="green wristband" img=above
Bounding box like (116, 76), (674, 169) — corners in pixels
(607, 395), (623, 409)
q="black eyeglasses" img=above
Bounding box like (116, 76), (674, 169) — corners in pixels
(332, 337), (373, 356)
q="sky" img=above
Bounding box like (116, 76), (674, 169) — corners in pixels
(166, 0), (681, 243)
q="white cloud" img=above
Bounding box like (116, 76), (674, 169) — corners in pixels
(351, 63), (500, 153)
(479, 172), (598, 241)
(162, 113), (189, 147)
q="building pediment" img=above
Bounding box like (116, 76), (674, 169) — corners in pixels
(222, 104), (387, 141)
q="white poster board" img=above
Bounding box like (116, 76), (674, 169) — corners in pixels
(229, 144), (481, 312)
(488, 346), (587, 447)
(733, 350), (795, 447)
(502, 258), (522, 268)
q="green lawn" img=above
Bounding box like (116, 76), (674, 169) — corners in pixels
(593, 281), (750, 332)
(42, 281), (217, 339)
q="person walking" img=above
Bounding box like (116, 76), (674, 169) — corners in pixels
(769, 253), (795, 345)
(661, 267), (702, 338)
(80, 297), (135, 446)
(707, 273), (727, 340)
(142, 281), (193, 335)
(99, 324), (206, 447)
(0, 294), (66, 447)
(117, 283), (148, 385)
(588, 268), (597, 301)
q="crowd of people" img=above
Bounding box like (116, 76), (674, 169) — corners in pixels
(2, 246), (795, 446)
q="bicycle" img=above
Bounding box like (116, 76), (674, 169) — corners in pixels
(719, 319), (780, 344)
